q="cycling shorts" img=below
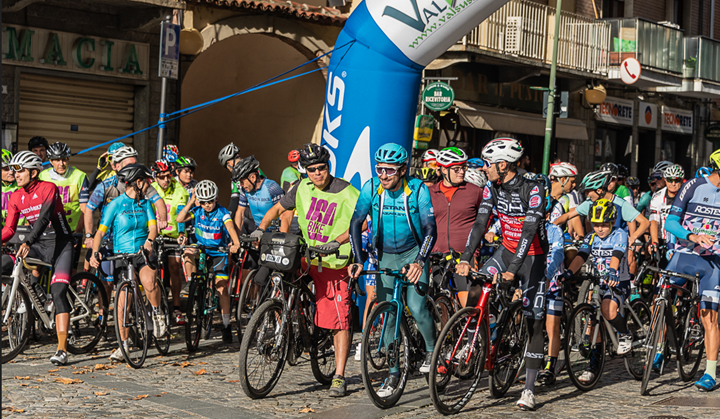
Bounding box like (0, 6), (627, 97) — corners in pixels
(302, 260), (351, 330)
(546, 277), (563, 317)
(598, 280), (630, 307)
(114, 252), (157, 277)
(28, 238), (73, 286)
(665, 252), (720, 311)
(209, 255), (229, 280)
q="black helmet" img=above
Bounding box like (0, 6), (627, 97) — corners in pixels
(231, 156), (260, 181)
(599, 162), (619, 178)
(413, 167), (439, 183)
(118, 163), (153, 184)
(46, 142), (72, 159)
(617, 164), (629, 179)
(175, 156), (197, 169)
(28, 136), (49, 150)
(298, 143), (330, 168)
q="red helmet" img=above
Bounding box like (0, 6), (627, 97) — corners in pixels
(288, 149), (300, 163)
(152, 159), (172, 174)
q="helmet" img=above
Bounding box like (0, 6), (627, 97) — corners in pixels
(653, 160), (673, 174)
(464, 168), (488, 188)
(589, 199), (616, 223)
(523, 172), (536, 180)
(297, 161), (306, 174)
(467, 158), (487, 169)
(375, 143), (408, 164)
(28, 136), (49, 150)
(626, 176), (640, 187)
(617, 164), (629, 178)
(175, 156), (197, 169)
(413, 167), (439, 183)
(695, 167), (713, 178)
(298, 143), (330, 168)
(46, 142), (71, 160)
(2, 149), (14, 168)
(152, 160), (172, 174)
(663, 164), (685, 180)
(549, 162), (578, 179)
(580, 170), (613, 192)
(218, 143), (240, 166)
(533, 173), (551, 192)
(107, 142), (126, 155)
(436, 147), (468, 167)
(195, 180), (219, 201)
(481, 138), (523, 164)
(422, 149), (439, 163)
(118, 164), (153, 184)
(163, 145), (179, 163)
(710, 148), (720, 171)
(599, 162), (619, 178)
(288, 150), (300, 163)
(9, 150), (43, 171)
(113, 146), (138, 164)
(231, 156), (260, 181)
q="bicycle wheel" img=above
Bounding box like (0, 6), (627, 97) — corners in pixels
(286, 307), (303, 367)
(1, 284), (32, 364)
(564, 303), (606, 391)
(433, 295), (455, 328)
(115, 282), (148, 369)
(239, 299), (288, 399)
(153, 280), (171, 355)
(236, 269), (260, 333)
(66, 273), (108, 354)
(624, 299), (650, 380)
(677, 303), (704, 382)
(185, 279), (204, 352)
(429, 307), (487, 415)
(641, 303), (665, 395)
(576, 279), (592, 306)
(489, 301), (526, 398)
(360, 301), (410, 409)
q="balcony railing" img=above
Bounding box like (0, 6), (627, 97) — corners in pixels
(605, 18), (683, 74)
(684, 36), (720, 82)
(460, 0), (610, 75)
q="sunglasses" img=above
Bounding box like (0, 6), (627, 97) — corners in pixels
(665, 178), (683, 184)
(375, 165), (402, 177)
(156, 174), (171, 180)
(306, 164), (328, 174)
(198, 200), (214, 205)
(9, 164), (25, 172)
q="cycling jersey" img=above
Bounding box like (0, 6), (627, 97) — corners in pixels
(648, 187), (676, 242)
(2, 181), (19, 220)
(98, 194), (156, 254)
(576, 194), (640, 230)
(666, 176), (720, 257)
(235, 178), (284, 225)
(428, 181), (483, 254)
(615, 184), (634, 206)
(38, 166), (89, 231)
(280, 166), (301, 192)
(187, 204), (232, 257)
(549, 190), (581, 224)
(152, 179), (188, 239)
(87, 175), (161, 213)
(176, 178), (198, 199)
(637, 190), (653, 214)
(578, 228), (631, 282)
(2, 180), (73, 245)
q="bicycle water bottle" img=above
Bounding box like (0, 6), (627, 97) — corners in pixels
(489, 314), (497, 341)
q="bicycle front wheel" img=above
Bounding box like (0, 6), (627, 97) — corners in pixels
(1, 284), (32, 364)
(236, 269), (260, 335)
(115, 282), (148, 369)
(641, 302), (665, 395)
(677, 302), (704, 382)
(185, 280), (204, 352)
(565, 303), (605, 391)
(67, 273), (108, 354)
(490, 301), (526, 398)
(153, 279), (171, 355)
(624, 299), (651, 380)
(301, 287), (336, 385)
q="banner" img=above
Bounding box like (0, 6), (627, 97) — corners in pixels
(661, 106), (693, 135)
(596, 96), (633, 126)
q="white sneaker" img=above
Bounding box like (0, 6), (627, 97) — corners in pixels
(153, 313), (167, 338)
(109, 347), (125, 363)
(617, 332), (633, 355)
(376, 375), (399, 398)
(516, 389), (535, 411)
(354, 342), (362, 361)
(578, 370), (595, 383)
(50, 350), (67, 366)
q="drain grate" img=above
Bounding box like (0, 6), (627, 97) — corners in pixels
(652, 397), (720, 408)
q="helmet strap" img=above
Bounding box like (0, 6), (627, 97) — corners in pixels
(495, 162), (508, 184)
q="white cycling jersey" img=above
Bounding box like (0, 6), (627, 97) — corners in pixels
(648, 187), (675, 242)
(550, 190), (582, 225)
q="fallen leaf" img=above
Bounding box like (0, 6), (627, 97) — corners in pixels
(58, 366), (68, 369)
(35, 379), (43, 382)
(197, 362), (208, 365)
(300, 407), (315, 413)
(154, 394), (162, 397)
(94, 392), (107, 396)
(194, 369), (207, 375)
(48, 369), (59, 372)
(130, 394), (149, 400)
(55, 377), (83, 385)
(19, 383), (28, 387)
(90, 376), (96, 378)
(180, 361), (194, 368)
(126, 364), (132, 369)
(93, 364), (114, 371)
(2, 406), (24, 413)
(72, 370), (88, 375)
(14, 376), (30, 380)
(106, 373), (115, 376)
(29, 386), (39, 389)
(227, 380), (239, 383)
(161, 392), (167, 394)
(48, 373), (58, 376)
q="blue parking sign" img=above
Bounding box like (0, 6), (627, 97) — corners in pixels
(159, 22), (180, 79)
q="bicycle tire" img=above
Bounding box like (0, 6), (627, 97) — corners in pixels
(624, 299), (650, 380)
(489, 301), (526, 398)
(185, 279), (204, 352)
(433, 295), (455, 327)
(153, 280), (171, 355)
(564, 303), (606, 391)
(677, 303), (704, 382)
(115, 282), (148, 369)
(236, 269), (260, 335)
(66, 273), (108, 354)
(1, 284), (32, 364)
(303, 284), (336, 384)
(239, 299), (288, 399)
(286, 308), (302, 367)
(576, 279), (592, 306)
(641, 302), (665, 395)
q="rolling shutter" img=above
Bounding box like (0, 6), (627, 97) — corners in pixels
(19, 73), (135, 175)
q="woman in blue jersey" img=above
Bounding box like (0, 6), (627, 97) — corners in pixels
(89, 164), (165, 363)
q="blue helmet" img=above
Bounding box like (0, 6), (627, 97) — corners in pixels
(374, 143), (408, 165)
(107, 142), (126, 155)
(695, 166), (712, 178)
(467, 157), (487, 169)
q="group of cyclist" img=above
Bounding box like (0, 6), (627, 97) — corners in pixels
(2, 134), (719, 409)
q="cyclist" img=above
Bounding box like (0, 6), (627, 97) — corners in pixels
(637, 161), (673, 215)
(696, 167), (712, 179)
(413, 167), (439, 188)
(648, 164), (685, 257)
(2, 149), (18, 220)
(464, 167), (488, 188)
(163, 144), (180, 166)
(151, 159), (189, 325)
(429, 147), (483, 308)
(39, 142), (89, 233)
(175, 156), (198, 198)
(87, 141), (126, 190)
(253, 143), (360, 396)
(219, 142), (243, 215)
(280, 149), (302, 191)
(561, 199), (634, 382)
(421, 149), (439, 169)
(348, 143), (437, 396)
(664, 149), (720, 392)
(455, 138), (548, 411)
(231, 155), (284, 232)
(176, 180), (241, 343)
(548, 162), (583, 266)
(626, 176), (641, 207)
(89, 164), (166, 362)
(2, 151), (74, 366)
(615, 164), (634, 205)
(28, 136), (49, 162)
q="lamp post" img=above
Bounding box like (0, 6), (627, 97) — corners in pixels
(542, 0), (563, 175)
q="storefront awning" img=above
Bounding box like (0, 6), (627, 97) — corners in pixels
(454, 101), (589, 141)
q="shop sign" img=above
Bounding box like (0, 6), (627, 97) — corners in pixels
(704, 123), (720, 145)
(661, 106), (693, 134)
(413, 114), (434, 142)
(422, 81), (454, 111)
(2, 25), (149, 80)
(596, 96), (633, 126)
(638, 102), (657, 129)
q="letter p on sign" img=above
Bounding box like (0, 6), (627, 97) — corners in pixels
(159, 22), (180, 79)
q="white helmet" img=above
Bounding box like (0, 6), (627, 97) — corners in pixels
(663, 164), (685, 179)
(9, 150), (43, 171)
(195, 180), (219, 201)
(481, 138), (523, 164)
(464, 167), (487, 188)
(113, 146), (138, 164)
(218, 143), (239, 166)
(297, 161), (306, 174)
(422, 149), (439, 163)
(436, 147), (468, 167)
(653, 160), (673, 174)
(549, 162), (578, 178)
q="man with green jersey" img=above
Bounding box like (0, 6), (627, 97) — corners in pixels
(280, 149), (302, 192)
(152, 160), (189, 325)
(38, 143), (90, 233)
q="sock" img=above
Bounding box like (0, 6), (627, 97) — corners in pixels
(122, 339), (129, 350)
(152, 306), (160, 315)
(608, 313), (629, 335)
(706, 360), (717, 380)
(524, 368), (538, 392)
(57, 331), (68, 352)
(333, 374), (344, 380)
(547, 356), (557, 372)
(222, 314), (230, 327)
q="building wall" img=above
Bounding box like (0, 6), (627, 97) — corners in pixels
(633, 0), (667, 22)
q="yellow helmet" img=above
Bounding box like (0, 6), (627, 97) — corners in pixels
(710, 148), (720, 171)
(589, 199), (616, 224)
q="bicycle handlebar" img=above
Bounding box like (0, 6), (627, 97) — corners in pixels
(353, 266), (426, 296)
(644, 265), (700, 283)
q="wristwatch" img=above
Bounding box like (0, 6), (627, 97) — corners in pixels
(85, 233), (93, 239)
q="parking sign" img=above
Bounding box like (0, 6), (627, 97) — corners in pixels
(159, 22), (180, 79)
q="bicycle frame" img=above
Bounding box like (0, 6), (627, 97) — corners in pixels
(583, 280), (646, 353)
(648, 269), (700, 360)
(117, 259), (146, 332)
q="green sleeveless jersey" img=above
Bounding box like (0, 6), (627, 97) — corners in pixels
(38, 166), (88, 230)
(280, 166), (301, 191)
(152, 179), (189, 238)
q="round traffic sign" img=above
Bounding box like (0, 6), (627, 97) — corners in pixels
(620, 58), (641, 85)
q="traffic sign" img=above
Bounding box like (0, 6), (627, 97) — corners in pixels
(422, 82), (454, 111)
(159, 22), (180, 79)
(620, 58), (641, 85)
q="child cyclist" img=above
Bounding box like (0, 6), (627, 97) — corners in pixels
(561, 199), (634, 383)
(176, 180), (241, 343)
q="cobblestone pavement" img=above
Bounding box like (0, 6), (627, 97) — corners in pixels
(2, 323), (717, 419)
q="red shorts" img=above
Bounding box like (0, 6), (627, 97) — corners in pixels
(302, 260), (351, 331)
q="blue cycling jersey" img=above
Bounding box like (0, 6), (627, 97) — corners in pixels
(189, 204), (232, 256)
(545, 222), (565, 286)
(666, 176), (720, 256)
(578, 227), (630, 282)
(98, 194), (156, 254)
(237, 178), (284, 225)
(87, 175), (161, 213)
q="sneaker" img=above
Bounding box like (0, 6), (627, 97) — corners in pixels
(152, 313), (167, 338)
(419, 351), (433, 374)
(516, 389), (535, 411)
(537, 368), (556, 385)
(377, 375), (400, 398)
(328, 375), (347, 397)
(695, 373), (716, 392)
(578, 369), (596, 383)
(617, 332), (633, 355)
(354, 342), (362, 362)
(180, 282), (190, 297)
(652, 353), (664, 372)
(50, 350), (67, 366)
(221, 325), (233, 344)
(109, 347), (125, 363)
(174, 310), (186, 325)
